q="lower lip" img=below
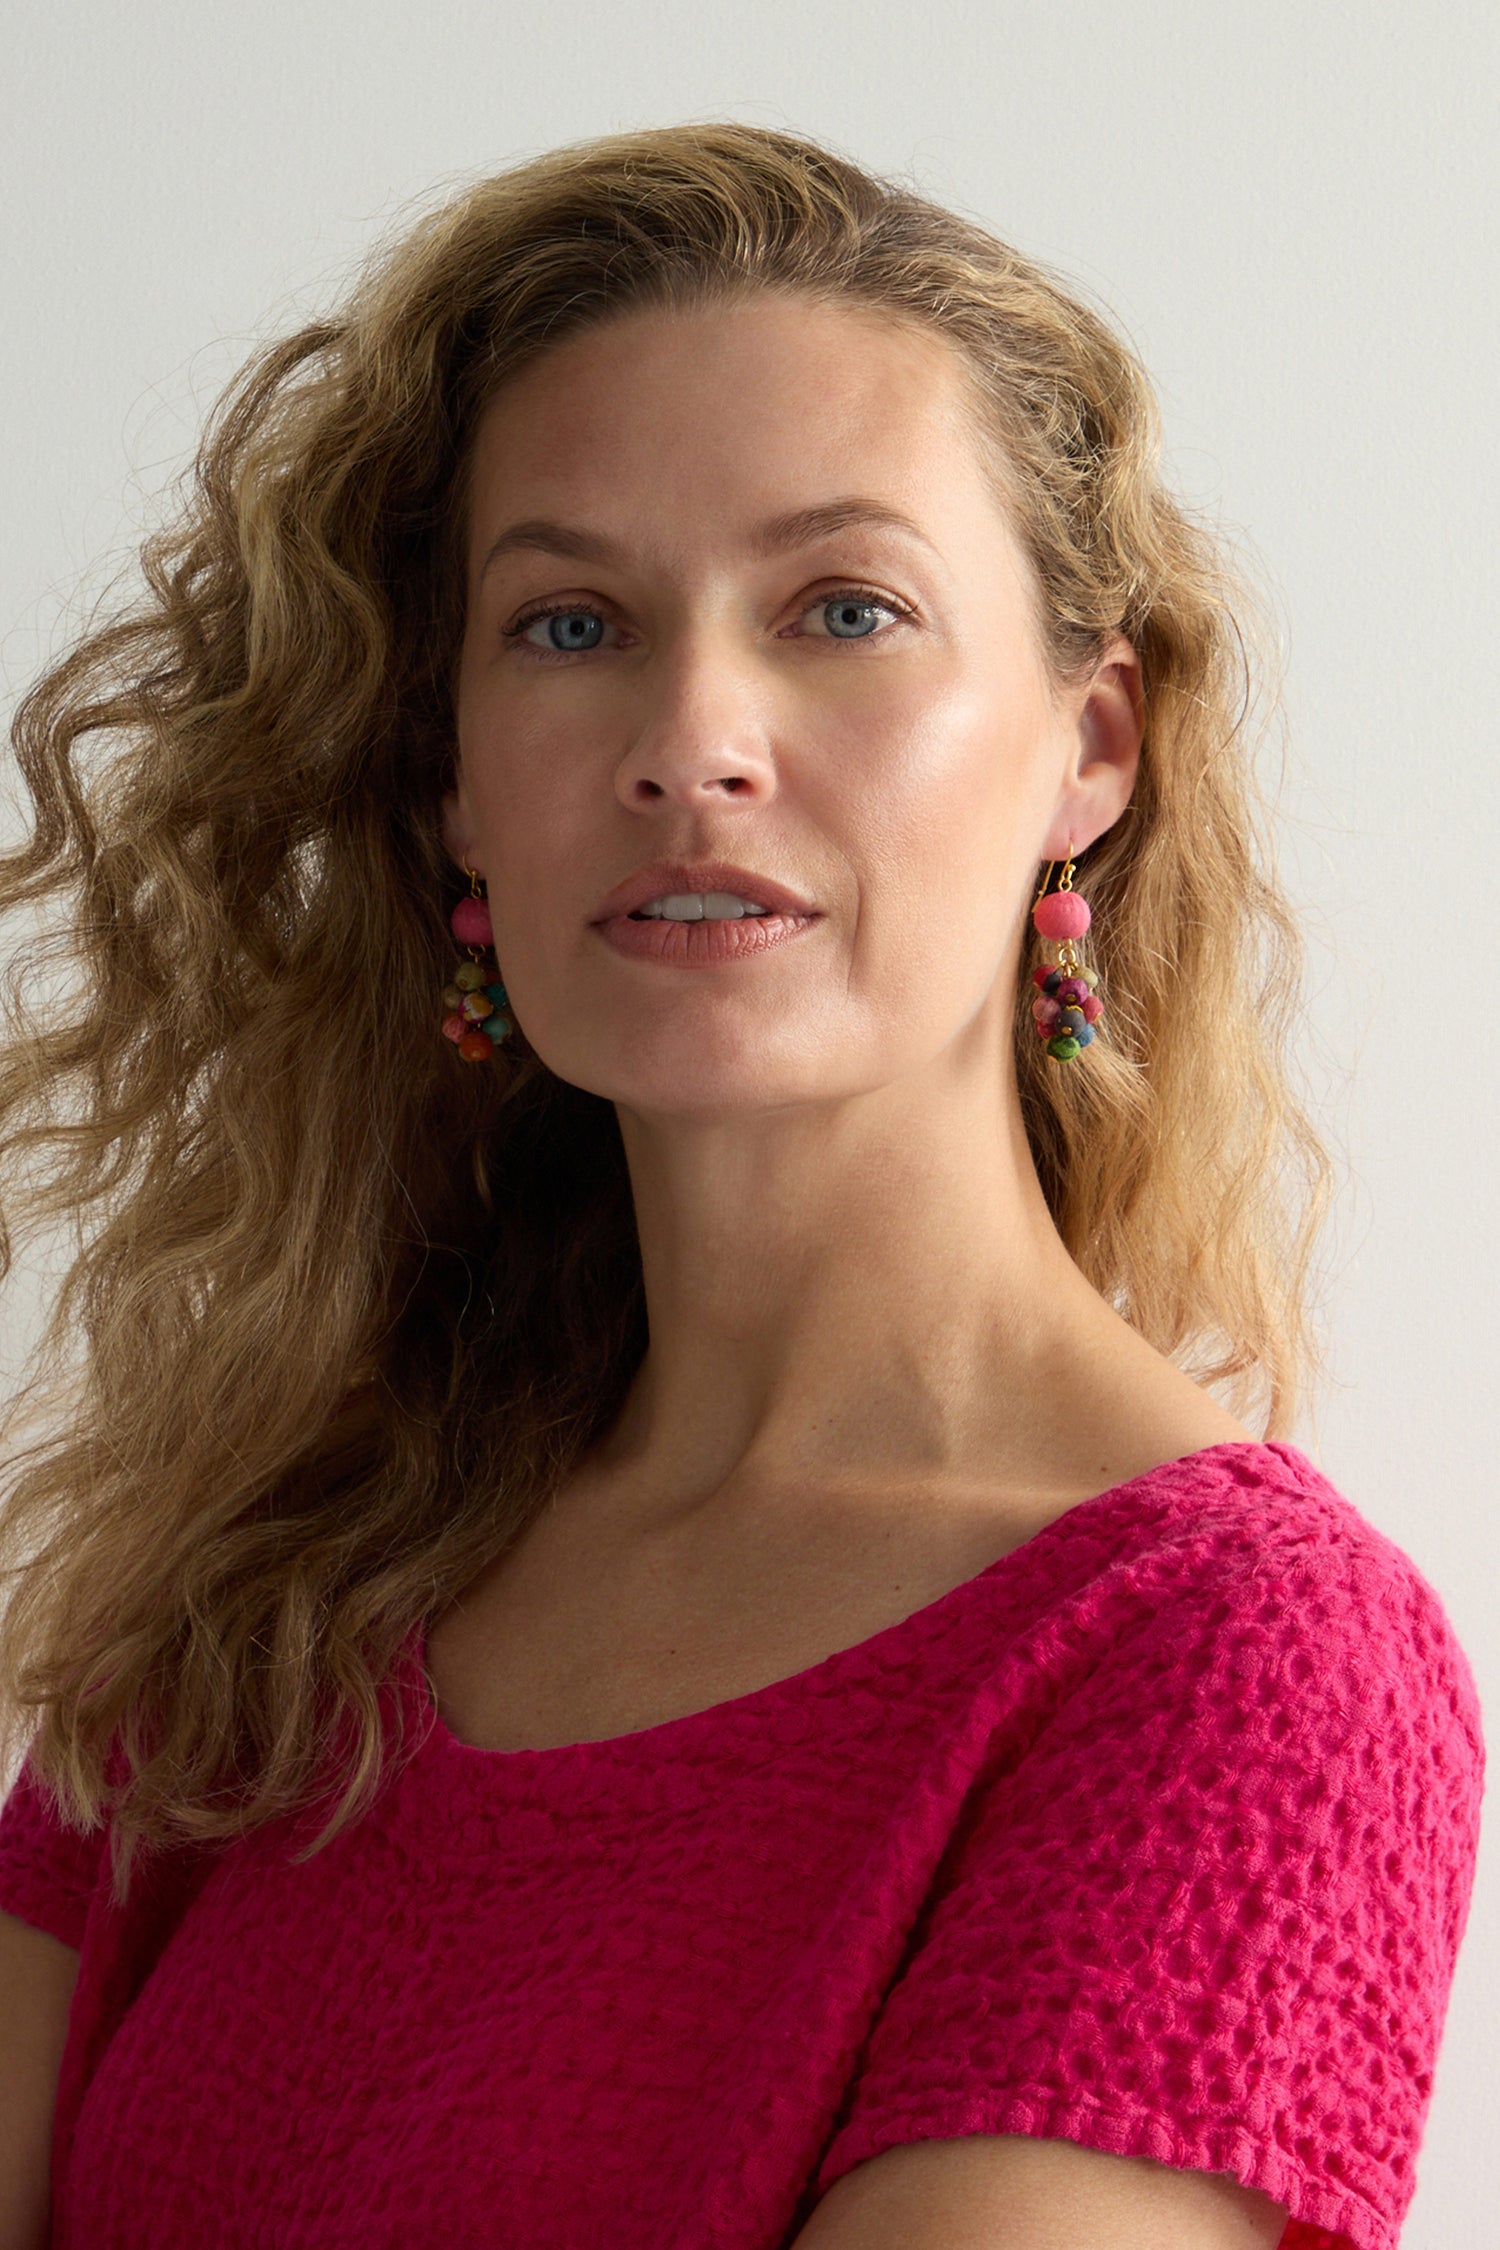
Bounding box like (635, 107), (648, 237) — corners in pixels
(594, 911), (821, 964)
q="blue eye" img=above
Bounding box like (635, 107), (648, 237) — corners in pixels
(818, 597), (885, 639)
(519, 608), (606, 652)
(798, 587), (911, 642)
(505, 585), (911, 660)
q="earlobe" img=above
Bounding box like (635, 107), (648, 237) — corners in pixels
(439, 775), (481, 878)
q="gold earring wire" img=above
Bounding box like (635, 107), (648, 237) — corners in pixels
(1031, 838), (1077, 915)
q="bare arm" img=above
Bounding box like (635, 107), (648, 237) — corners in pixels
(0, 1910), (80, 2250)
(789, 2132), (1289, 2250)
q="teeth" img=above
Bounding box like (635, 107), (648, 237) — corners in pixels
(635, 892), (773, 920)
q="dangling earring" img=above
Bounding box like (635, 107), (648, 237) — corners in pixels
(1029, 845), (1102, 1062)
(440, 858), (513, 1062)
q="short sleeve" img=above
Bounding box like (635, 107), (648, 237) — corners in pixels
(814, 1531), (1485, 2250)
(0, 1745), (110, 1951)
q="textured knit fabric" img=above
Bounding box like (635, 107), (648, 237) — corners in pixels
(0, 1439), (1484, 2250)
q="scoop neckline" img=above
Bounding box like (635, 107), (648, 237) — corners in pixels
(408, 1438), (1301, 1768)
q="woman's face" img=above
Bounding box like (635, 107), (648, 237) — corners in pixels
(446, 292), (1139, 1114)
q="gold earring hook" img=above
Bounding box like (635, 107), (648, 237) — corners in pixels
(1033, 837), (1077, 909)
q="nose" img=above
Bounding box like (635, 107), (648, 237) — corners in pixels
(613, 632), (778, 811)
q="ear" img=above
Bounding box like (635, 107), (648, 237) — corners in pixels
(439, 762), (483, 879)
(1041, 632), (1143, 861)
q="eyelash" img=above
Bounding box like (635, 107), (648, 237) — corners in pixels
(501, 584), (917, 662)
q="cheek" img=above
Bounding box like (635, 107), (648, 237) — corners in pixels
(456, 682), (592, 889)
(813, 679), (1054, 1058)
(822, 674), (1045, 906)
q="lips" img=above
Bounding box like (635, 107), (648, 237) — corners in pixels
(591, 860), (819, 923)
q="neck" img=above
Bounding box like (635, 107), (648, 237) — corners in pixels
(591, 1006), (1166, 1528)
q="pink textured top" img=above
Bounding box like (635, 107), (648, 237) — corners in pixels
(0, 1439), (1484, 2250)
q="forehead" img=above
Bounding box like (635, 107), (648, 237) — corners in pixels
(463, 293), (1017, 568)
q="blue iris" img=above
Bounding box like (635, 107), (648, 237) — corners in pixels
(822, 599), (883, 639)
(545, 611), (605, 650)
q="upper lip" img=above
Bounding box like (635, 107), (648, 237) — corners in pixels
(591, 860), (820, 922)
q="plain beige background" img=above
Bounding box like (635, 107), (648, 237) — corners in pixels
(1, 4), (1494, 2243)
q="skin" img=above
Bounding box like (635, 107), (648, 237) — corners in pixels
(442, 290), (1249, 1560)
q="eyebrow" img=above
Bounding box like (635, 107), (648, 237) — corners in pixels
(475, 497), (937, 585)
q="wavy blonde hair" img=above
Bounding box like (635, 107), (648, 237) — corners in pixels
(0, 122), (1331, 1905)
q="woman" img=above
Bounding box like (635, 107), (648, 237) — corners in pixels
(0, 123), (1482, 2250)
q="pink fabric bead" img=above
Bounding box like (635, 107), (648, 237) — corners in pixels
(451, 895), (493, 947)
(1081, 993), (1104, 1023)
(441, 1013), (468, 1044)
(1032, 891), (1091, 941)
(1032, 997), (1061, 1025)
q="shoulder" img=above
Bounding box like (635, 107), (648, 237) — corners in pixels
(0, 1749), (109, 1953)
(1169, 1441), (1479, 1686)
(1094, 1434), (1469, 1617)
(1080, 1440), (1486, 1852)
(1010, 1437), (1485, 1817)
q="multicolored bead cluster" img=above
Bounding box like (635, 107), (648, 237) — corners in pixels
(1030, 859), (1102, 1063)
(440, 869), (514, 1062)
